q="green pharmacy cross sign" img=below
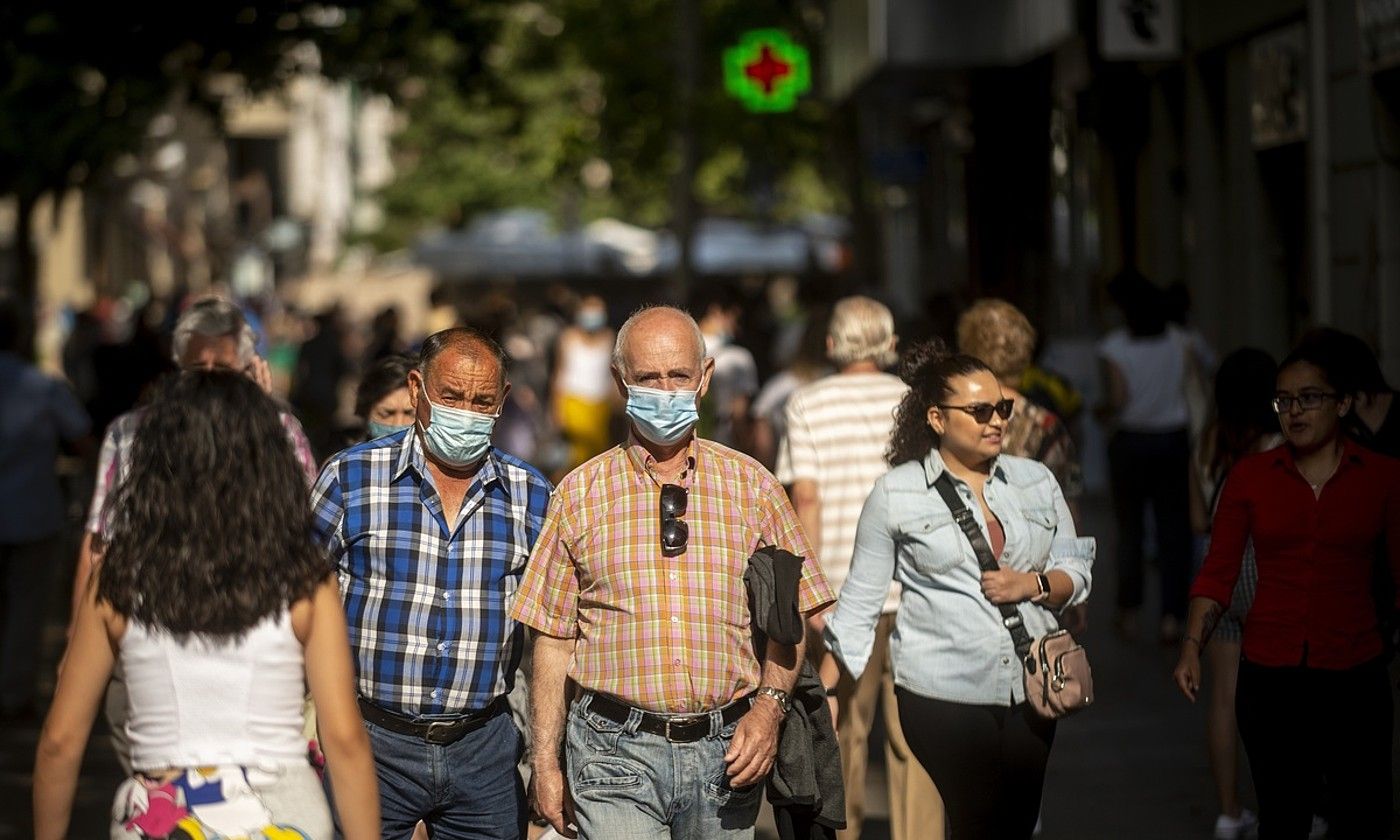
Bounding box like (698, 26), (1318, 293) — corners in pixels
(723, 29), (811, 113)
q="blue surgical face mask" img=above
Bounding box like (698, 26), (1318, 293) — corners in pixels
(625, 384), (699, 446)
(577, 308), (607, 331)
(417, 386), (498, 467)
(367, 420), (410, 440)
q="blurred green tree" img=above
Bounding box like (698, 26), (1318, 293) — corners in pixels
(371, 0), (843, 251)
(0, 1), (502, 313)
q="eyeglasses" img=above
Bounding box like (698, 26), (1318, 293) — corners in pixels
(937, 398), (1014, 424)
(1272, 392), (1338, 414)
(660, 484), (689, 557)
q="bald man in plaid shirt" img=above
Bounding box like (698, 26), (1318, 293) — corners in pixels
(513, 306), (834, 840)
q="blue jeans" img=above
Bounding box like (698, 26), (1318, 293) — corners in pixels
(333, 704), (526, 839)
(566, 693), (763, 840)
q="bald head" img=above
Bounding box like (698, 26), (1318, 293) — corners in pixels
(612, 306), (706, 379)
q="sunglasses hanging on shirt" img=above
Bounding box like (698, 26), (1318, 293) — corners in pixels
(660, 484), (689, 557)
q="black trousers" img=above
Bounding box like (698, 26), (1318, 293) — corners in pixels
(1236, 657), (1393, 839)
(1107, 429), (1193, 618)
(896, 688), (1055, 840)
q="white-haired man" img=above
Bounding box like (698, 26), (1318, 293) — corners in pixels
(70, 296), (316, 770)
(776, 295), (944, 840)
(513, 305), (834, 839)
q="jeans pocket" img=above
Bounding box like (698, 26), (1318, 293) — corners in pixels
(574, 710), (626, 755)
(570, 757), (644, 794)
(704, 769), (761, 806)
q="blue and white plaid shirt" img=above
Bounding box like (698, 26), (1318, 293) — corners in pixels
(311, 428), (552, 718)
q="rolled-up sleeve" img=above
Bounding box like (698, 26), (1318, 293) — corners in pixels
(510, 492), (581, 638)
(1043, 465), (1093, 608)
(824, 479), (896, 680)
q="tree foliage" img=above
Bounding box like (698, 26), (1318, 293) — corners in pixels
(372, 0), (842, 248)
(0, 1), (504, 296)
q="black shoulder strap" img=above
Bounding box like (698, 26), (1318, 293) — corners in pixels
(932, 472), (1035, 660)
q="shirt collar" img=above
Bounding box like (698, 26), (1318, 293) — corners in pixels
(1268, 437), (1367, 470)
(624, 432), (698, 487)
(392, 428), (505, 493)
(921, 448), (1007, 487)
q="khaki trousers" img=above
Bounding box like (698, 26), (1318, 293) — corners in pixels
(836, 613), (945, 840)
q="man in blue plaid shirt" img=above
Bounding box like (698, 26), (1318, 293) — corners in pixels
(311, 327), (552, 839)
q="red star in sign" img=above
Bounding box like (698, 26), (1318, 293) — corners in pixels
(744, 44), (792, 94)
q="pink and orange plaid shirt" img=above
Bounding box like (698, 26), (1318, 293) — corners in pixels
(511, 436), (834, 713)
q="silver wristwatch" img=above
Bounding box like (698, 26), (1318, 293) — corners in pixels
(756, 686), (792, 714)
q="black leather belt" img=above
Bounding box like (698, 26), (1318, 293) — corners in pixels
(584, 693), (752, 743)
(358, 696), (504, 745)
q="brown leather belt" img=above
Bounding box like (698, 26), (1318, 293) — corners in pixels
(584, 692), (752, 743)
(357, 696), (505, 745)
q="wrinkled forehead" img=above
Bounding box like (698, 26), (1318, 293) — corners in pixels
(424, 345), (504, 389)
(623, 321), (704, 373)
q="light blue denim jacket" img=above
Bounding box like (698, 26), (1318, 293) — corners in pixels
(824, 450), (1095, 707)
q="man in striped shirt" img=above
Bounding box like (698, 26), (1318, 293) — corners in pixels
(513, 306), (833, 840)
(312, 328), (552, 838)
(776, 296), (943, 840)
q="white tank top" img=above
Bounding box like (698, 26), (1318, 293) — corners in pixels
(557, 337), (614, 401)
(121, 610), (308, 771)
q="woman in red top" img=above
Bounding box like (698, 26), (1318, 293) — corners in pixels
(1174, 338), (1400, 839)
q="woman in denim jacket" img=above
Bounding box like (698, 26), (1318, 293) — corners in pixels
(824, 340), (1095, 840)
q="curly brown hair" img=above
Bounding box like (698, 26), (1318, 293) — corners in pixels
(97, 371), (330, 637)
(887, 339), (993, 466)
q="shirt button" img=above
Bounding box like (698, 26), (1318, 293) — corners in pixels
(437, 642), (448, 652)
(1001, 656), (1010, 665)
(669, 573), (678, 581)
(430, 689), (441, 700)
(671, 615), (680, 623)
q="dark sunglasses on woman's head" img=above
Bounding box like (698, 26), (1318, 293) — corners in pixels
(938, 398), (1015, 425)
(661, 484), (689, 557)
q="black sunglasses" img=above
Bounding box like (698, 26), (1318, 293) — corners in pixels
(660, 484), (689, 557)
(938, 398), (1014, 424)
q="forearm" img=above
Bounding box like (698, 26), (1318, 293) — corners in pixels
(322, 728), (380, 840)
(759, 634), (804, 695)
(32, 744), (81, 840)
(531, 632), (575, 772)
(1184, 597), (1225, 652)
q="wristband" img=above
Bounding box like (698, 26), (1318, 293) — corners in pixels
(824, 686), (839, 697)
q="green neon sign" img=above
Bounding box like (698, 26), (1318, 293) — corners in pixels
(722, 29), (811, 113)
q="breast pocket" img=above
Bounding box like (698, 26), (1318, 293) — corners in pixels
(896, 515), (965, 576)
(1018, 507), (1057, 568)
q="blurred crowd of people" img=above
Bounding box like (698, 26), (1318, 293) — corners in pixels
(3, 269), (1398, 840)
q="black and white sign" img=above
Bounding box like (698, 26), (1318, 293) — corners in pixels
(1100, 0), (1180, 60)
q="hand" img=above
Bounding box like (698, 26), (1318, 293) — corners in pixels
(1173, 646), (1202, 702)
(980, 570), (1037, 605)
(245, 355), (273, 394)
(530, 765), (577, 838)
(724, 697), (782, 788)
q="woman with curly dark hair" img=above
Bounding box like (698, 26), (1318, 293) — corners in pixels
(825, 339), (1095, 840)
(34, 371), (380, 839)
